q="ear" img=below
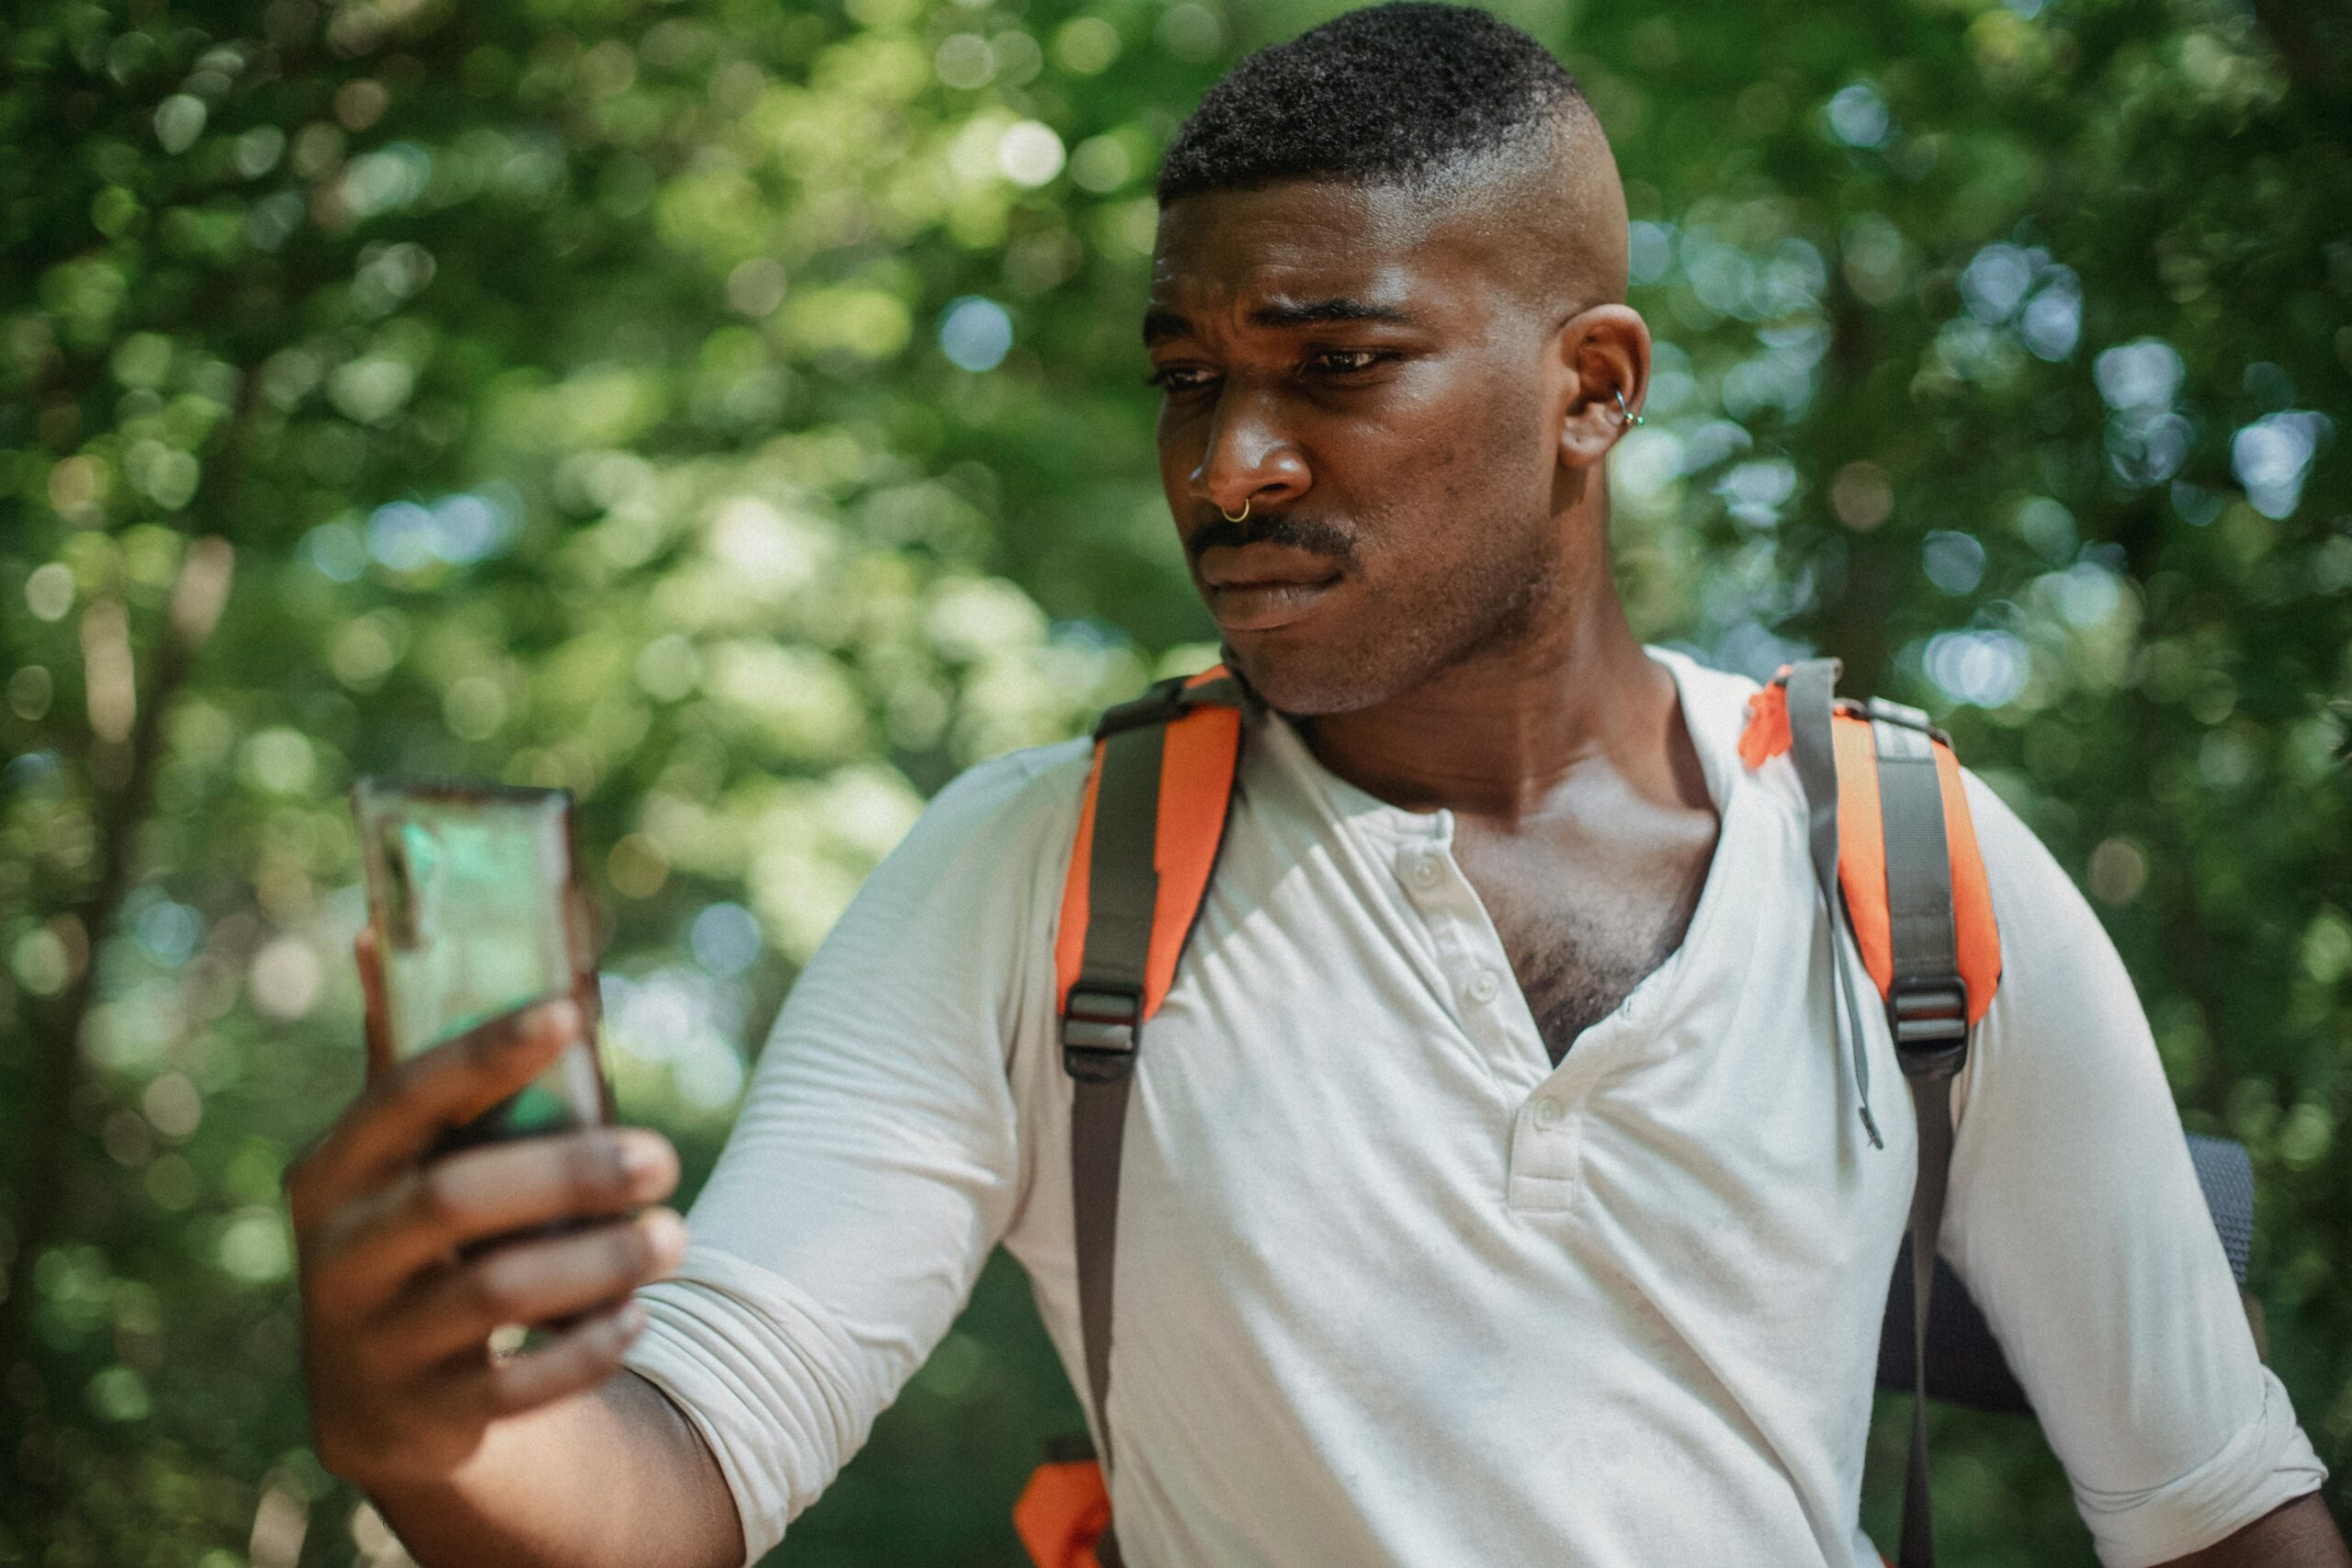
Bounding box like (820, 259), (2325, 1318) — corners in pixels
(1552, 305), (1651, 472)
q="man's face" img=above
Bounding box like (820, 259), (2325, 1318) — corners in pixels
(1145, 179), (1571, 716)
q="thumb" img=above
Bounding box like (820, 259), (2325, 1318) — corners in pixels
(355, 925), (395, 1080)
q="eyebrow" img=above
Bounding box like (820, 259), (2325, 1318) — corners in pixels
(1141, 298), (1422, 347)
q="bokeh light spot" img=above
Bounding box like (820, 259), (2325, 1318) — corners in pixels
(997, 121), (1065, 187)
(939, 296), (1013, 371)
(690, 901), (763, 976)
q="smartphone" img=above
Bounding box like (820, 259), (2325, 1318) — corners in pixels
(352, 778), (609, 1148)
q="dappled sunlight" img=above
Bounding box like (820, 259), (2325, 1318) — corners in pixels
(2, 0), (2347, 1561)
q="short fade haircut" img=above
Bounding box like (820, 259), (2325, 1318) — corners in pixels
(1157, 2), (1587, 205)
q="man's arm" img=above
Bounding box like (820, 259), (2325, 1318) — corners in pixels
(605, 744), (1080, 1557)
(366, 1371), (742, 1568)
(2160, 1492), (2349, 1566)
(296, 747), (1077, 1564)
(1938, 772), (2332, 1563)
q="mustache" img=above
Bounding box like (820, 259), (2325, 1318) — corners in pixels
(1189, 511), (1360, 573)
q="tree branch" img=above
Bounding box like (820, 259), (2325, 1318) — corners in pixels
(1, 538), (234, 1385)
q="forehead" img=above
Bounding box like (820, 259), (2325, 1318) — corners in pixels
(1147, 180), (1507, 332)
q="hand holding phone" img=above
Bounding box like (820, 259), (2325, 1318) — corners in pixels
(289, 967), (686, 1490)
(284, 784), (685, 1495)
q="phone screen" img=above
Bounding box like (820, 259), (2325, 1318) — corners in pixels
(352, 779), (607, 1144)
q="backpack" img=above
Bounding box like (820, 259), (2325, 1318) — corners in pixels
(1012, 658), (2256, 1568)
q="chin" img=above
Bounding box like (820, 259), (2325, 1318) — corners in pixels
(1223, 563), (1559, 718)
(1223, 633), (1414, 717)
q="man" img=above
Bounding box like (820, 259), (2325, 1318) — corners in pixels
(288, 6), (2344, 1564)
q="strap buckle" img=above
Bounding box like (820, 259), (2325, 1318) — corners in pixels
(1887, 975), (1968, 1066)
(1062, 985), (1142, 1081)
(1093, 676), (1196, 739)
(1091, 670), (1250, 740)
(1861, 694), (1953, 749)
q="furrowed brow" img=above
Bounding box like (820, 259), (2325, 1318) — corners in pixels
(1143, 298), (1421, 346)
(1250, 299), (1419, 331)
(1142, 308), (1190, 348)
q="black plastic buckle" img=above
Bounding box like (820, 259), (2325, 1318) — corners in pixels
(1887, 976), (1968, 1067)
(1092, 677), (1193, 739)
(1062, 986), (1141, 1081)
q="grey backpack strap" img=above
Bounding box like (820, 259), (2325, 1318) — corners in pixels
(1061, 716), (1167, 1568)
(1783, 666), (1973, 1568)
(1865, 696), (1973, 1568)
(1066, 716), (1166, 1472)
(1059, 671), (1252, 1568)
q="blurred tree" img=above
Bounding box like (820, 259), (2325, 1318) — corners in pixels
(0, 0), (2346, 1562)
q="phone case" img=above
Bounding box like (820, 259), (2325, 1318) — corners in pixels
(352, 778), (609, 1144)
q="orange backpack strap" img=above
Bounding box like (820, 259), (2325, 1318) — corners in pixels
(1022, 664), (1250, 1568)
(1053, 664), (1250, 1060)
(1739, 657), (2001, 1568)
(1736, 661), (2003, 1094)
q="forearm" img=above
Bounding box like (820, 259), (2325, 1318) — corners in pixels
(2161, 1491), (2350, 1567)
(370, 1371), (745, 1568)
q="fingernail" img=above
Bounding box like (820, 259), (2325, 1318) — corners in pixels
(641, 1207), (686, 1267)
(534, 998), (580, 1041)
(616, 1134), (670, 1187)
(613, 1300), (648, 1341)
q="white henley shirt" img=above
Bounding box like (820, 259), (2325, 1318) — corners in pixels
(624, 645), (2324, 1566)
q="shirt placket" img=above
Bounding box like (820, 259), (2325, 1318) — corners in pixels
(1390, 825), (1591, 1213)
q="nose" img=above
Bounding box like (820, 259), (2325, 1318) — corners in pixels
(1189, 387), (1309, 519)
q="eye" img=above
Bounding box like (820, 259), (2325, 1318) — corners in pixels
(1144, 364), (1218, 394)
(1304, 348), (1397, 378)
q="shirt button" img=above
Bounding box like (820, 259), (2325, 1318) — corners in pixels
(1532, 1095), (1566, 1130)
(1466, 967), (1502, 1004)
(1406, 852), (1444, 889)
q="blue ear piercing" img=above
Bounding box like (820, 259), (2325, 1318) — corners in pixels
(1614, 388), (1645, 427)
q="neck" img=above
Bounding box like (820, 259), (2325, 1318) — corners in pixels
(1290, 565), (1683, 829)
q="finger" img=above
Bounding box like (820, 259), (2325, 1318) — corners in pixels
(303, 998), (583, 1205)
(387, 1209), (684, 1371)
(310, 1130), (679, 1317)
(430, 1297), (648, 1419)
(356, 927), (393, 1079)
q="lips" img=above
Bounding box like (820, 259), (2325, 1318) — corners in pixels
(1196, 543), (1343, 632)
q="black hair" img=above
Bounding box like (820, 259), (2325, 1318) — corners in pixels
(1156, 3), (1586, 205)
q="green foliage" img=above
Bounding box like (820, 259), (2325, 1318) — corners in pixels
(1, 0), (2346, 1562)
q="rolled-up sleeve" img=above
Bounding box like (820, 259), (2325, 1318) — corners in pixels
(628, 1247), (885, 1561)
(622, 740), (1090, 1562)
(1942, 772), (2326, 1566)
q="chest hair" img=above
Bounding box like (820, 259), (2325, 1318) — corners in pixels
(1465, 839), (1713, 1067)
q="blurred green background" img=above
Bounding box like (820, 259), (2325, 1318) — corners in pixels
(3, 0), (2348, 1562)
